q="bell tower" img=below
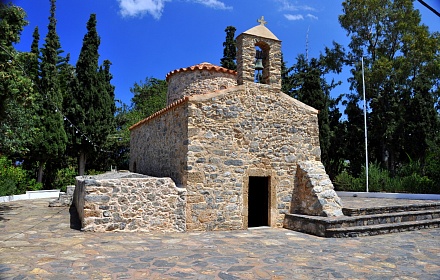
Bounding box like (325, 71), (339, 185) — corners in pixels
(236, 16), (282, 91)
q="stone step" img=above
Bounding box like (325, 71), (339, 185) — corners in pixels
(283, 209), (440, 238)
(342, 202), (440, 216)
(331, 209), (440, 229)
(325, 218), (440, 238)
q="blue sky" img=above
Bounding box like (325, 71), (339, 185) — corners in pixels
(12, 0), (440, 106)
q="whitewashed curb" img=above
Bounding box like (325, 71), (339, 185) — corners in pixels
(0, 190), (61, 203)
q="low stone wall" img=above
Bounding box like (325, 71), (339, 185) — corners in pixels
(73, 172), (187, 232)
(49, 185), (75, 207)
(290, 161), (343, 217)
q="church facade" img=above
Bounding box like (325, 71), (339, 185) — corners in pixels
(129, 19), (342, 231)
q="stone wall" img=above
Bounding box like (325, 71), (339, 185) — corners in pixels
(291, 161), (343, 217)
(129, 100), (188, 185)
(73, 172), (187, 232)
(184, 82), (321, 231)
(167, 68), (237, 105)
(49, 185), (75, 207)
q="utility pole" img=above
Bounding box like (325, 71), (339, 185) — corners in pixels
(305, 26), (310, 61)
(362, 57), (369, 193)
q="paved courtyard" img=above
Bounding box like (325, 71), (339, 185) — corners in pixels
(0, 198), (439, 279)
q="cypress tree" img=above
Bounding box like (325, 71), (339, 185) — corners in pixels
(58, 53), (74, 98)
(99, 59), (116, 121)
(29, 26), (40, 83)
(32, 0), (67, 183)
(68, 14), (115, 175)
(220, 26), (236, 70)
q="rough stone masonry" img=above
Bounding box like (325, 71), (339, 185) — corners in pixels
(73, 172), (186, 232)
(71, 18), (343, 233)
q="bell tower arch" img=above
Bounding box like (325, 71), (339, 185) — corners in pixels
(236, 16), (282, 91)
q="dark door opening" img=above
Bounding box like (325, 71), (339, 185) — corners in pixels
(248, 176), (269, 227)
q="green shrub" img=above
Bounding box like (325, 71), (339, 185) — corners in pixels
(400, 173), (437, 194)
(85, 169), (102, 176)
(26, 178), (43, 192)
(334, 160), (439, 194)
(52, 168), (106, 193)
(53, 166), (77, 192)
(365, 162), (393, 192)
(0, 156), (27, 196)
(0, 177), (18, 197)
(425, 141), (440, 182)
(334, 171), (364, 192)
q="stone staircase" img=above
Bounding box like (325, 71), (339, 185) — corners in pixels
(283, 202), (440, 237)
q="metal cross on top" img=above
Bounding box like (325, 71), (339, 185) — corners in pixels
(257, 16), (267, 26)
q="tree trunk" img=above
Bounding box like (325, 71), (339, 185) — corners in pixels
(37, 162), (44, 183)
(79, 151), (87, 176)
(389, 147), (396, 176)
(381, 142), (388, 171)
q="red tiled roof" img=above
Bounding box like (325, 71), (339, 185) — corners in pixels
(166, 62), (237, 81)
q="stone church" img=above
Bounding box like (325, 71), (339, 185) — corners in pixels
(128, 18), (342, 232)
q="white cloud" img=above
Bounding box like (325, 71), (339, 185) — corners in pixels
(275, 0), (315, 12)
(284, 14), (304, 21)
(277, 1), (319, 22)
(117, 0), (231, 19)
(306, 13), (318, 20)
(118, 0), (167, 19)
(192, 0), (232, 10)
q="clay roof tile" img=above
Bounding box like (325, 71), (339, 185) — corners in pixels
(166, 62), (236, 81)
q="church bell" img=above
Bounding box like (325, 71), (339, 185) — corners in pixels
(254, 49), (264, 71)
(254, 58), (264, 71)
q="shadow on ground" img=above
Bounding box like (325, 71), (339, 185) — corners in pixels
(69, 205), (81, 230)
(0, 204), (20, 222)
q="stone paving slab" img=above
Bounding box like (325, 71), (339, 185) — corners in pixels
(1, 198), (440, 279)
(341, 196), (440, 209)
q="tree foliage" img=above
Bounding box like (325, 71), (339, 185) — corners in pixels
(339, 0), (440, 174)
(131, 77), (167, 117)
(220, 26), (237, 70)
(65, 14), (116, 175)
(31, 0), (67, 183)
(28, 26), (40, 83)
(0, 3), (118, 191)
(0, 4), (38, 157)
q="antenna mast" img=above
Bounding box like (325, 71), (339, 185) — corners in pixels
(305, 26), (310, 61)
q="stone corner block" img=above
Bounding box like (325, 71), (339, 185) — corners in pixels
(292, 160), (343, 217)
